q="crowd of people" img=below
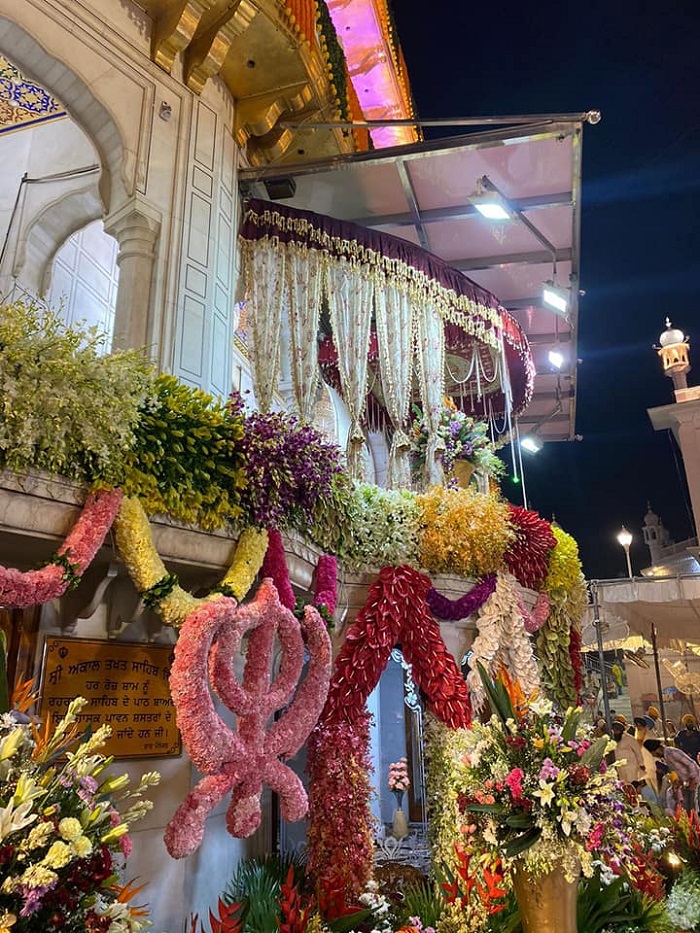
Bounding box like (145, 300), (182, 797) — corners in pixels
(605, 706), (700, 813)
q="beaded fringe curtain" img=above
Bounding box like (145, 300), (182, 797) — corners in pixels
(238, 199), (530, 483)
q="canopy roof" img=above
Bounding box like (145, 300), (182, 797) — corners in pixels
(590, 576), (700, 648)
(240, 117), (586, 441)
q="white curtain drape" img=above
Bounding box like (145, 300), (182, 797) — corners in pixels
(243, 239), (285, 413)
(324, 257), (374, 479)
(415, 300), (446, 487)
(286, 245), (323, 422)
(375, 277), (413, 488)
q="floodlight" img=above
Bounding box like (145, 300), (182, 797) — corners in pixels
(520, 436), (542, 454)
(470, 191), (511, 220)
(542, 281), (569, 316)
(548, 349), (565, 369)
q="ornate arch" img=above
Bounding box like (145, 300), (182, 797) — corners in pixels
(24, 187), (104, 297)
(0, 15), (128, 213)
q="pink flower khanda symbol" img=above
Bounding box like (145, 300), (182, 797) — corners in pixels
(164, 579), (332, 859)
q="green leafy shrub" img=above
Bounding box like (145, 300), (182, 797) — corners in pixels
(223, 854), (308, 933)
(396, 879), (445, 928)
(120, 374), (246, 529)
(0, 299), (153, 483)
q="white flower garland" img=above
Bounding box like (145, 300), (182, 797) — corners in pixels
(468, 574), (540, 709)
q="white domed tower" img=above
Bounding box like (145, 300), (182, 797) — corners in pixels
(642, 503), (671, 567)
(656, 318), (690, 394)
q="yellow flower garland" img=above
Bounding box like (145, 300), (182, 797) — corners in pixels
(113, 497), (268, 628)
(543, 526), (583, 595)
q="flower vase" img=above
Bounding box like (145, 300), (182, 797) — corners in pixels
(512, 860), (580, 933)
(453, 459), (474, 488)
(392, 806), (409, 840)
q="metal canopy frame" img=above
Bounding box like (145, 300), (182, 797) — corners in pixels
(240, 116), (586, 442)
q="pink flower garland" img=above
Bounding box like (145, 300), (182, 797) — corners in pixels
(427, 574), (497, 621)
(260, 529), (296, 610)
(518, 591), (551, 634)
(314, 554), (338, 614)
(165, 579), (331, 858)
(0, 487), (123, 608)
(261, 528), (338, 620)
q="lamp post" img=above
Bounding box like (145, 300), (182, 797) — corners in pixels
(617, 525), (633, 579)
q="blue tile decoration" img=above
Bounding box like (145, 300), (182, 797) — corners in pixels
(0, 55), (66, 135)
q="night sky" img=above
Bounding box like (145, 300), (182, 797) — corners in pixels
(393, 0), (700, 580)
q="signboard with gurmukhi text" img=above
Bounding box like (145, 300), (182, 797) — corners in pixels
(39, 637), (181, 760)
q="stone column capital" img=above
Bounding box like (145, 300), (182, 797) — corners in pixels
(104, 194), (162, 261)
(105, 194), (162, 353)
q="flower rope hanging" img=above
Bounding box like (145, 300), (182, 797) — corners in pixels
(468, 574), (540, 711)
(307, 564), (471, 902)
(0, 487), (123, 608)
(517, 590), (550, 634)
(426, 573), (497, 621)
(164, 578), (331, 857)
(113, 496), (268, 627)
(260, 528), (339, 628)
(536, 527), (587, 707)
(504, 505), (557, 591)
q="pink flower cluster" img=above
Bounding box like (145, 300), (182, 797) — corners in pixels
(0, 487), (122, 608)
(164, 579), (331, 858)
(518, 591), (550, 634)
(388, 757), (410, 794)
(504, 767), (525, 802)
(314, 554), (338, 614)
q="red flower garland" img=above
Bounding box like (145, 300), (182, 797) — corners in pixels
(322, 565), (471, 728)
(0, 488), (123, 608)
(504, 506), (557, 591)
(306, 716), (375, 901)
(308, 565), (471, 902)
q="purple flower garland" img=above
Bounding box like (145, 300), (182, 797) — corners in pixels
(427, 573), (497, 621)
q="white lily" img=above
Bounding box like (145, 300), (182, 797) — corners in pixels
(0, 798), (37, 843)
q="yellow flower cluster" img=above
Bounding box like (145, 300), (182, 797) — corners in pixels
(220, 527), (269, 600)
(114, 497), (166, 592)
(543, 526), (583, 595)
(417, 486), (513, 578)
(114, 497), (268, 628)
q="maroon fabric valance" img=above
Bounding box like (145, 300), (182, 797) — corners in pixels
(241, 197), (502, 317)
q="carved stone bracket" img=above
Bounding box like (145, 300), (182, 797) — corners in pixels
(234, 82), (312, 150)
(185, 0), (258, 94)
(152, 0), (207, 72)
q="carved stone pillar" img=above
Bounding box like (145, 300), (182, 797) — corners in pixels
(104, 195), (162, 352)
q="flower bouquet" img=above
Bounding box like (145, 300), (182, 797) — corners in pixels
(388, 758), (411, 810)
(0, 694), (159, 932)
(410, 399), (505, 483)
(456, 664), (624, 881)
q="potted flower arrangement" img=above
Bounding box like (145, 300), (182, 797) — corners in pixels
(410, 399), (504, 486)
(0, 691), (159, 932)
(388, 758), (411, 840)
(455, 665), (625, 933)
